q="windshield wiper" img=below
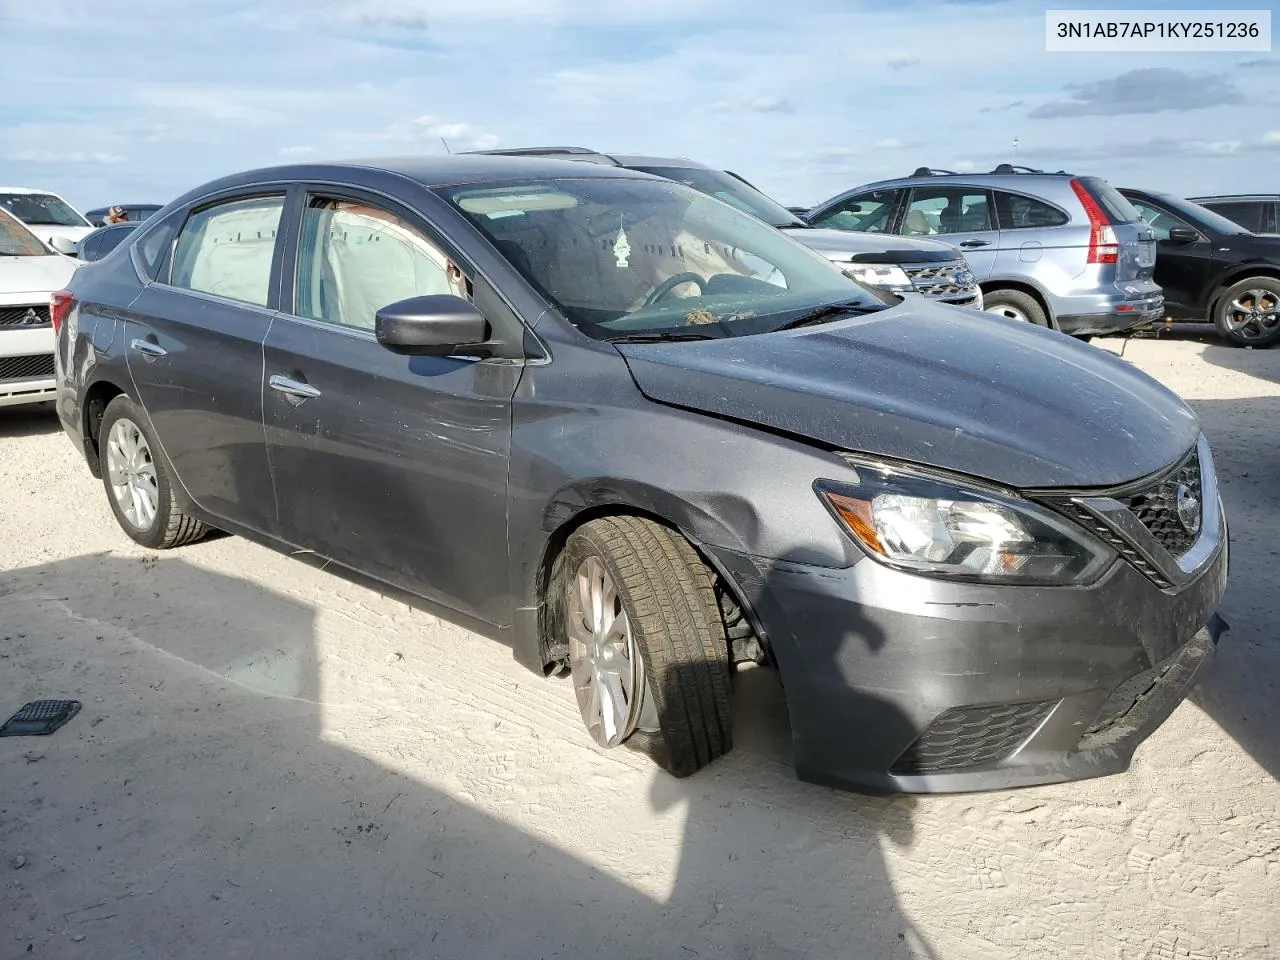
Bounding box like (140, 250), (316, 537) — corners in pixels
(604, 331), (720, 344)
(773, 300), (878, 332)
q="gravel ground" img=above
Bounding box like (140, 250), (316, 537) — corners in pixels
(1, 331), (1276, 960)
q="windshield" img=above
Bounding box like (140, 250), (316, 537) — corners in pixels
(0, 210), (50, 256)
(445, 178), (880, 341)
(628, 166), (805, 229)
(0, 192), (90, 227)
(1150, 193), (1251, 236)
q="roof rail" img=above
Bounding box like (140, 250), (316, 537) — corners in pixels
(911, 167), (959, 177)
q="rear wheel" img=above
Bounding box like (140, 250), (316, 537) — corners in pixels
(555, 516), (732, 777)
(983, 289), (1049, 327)
(1214, 278), (1280, 347)
(99, 395), (207, 549)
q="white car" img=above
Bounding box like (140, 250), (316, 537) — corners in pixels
(0, 209), (78, 407)
(0, 187), (95, 253)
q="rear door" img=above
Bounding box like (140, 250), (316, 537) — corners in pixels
(899, 185), (1000, 278)
(261, 187), (521, 624)
(123, 192), (285, 532)
(1126, 196), (1217, 317)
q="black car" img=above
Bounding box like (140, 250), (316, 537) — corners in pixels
(53, 157), (1227, 793)
(1120, 189), (1280, 347)
(84, 204), (162, 227)
(76, 221), (140, 262)
(1187, 194), (1279, 235)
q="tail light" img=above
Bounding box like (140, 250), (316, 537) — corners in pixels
(1070, 179), (1119, 264)
(50, 290), (74, 335)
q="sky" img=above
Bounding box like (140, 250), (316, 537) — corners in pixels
(2, 0), (1278, 211)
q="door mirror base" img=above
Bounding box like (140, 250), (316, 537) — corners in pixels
(375, 295), (491, 357)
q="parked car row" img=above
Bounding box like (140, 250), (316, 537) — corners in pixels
(44, 153), (1229, 794)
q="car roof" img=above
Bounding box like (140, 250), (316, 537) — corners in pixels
(169, 155), (658, 206)
(1187, 194), (1280, 201)
(0, 186), (73, 196)
(468, 146), (713, 171)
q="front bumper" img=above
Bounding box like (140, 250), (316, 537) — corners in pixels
(708, 506), (1227, 794)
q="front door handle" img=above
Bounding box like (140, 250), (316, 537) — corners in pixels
(959, 240), (991, 248)
(130, 338), (167, 360)
(269, 374), (322, 404)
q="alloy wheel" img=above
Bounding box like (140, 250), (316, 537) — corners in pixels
(986, 304), (1029, 322)
(1223, 289), (1280, 341)
(105, 417), (159, 531)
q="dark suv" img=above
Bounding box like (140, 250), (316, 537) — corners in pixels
(1120, 189), (1280, 347)
(1187, 194), (1279, 235)
(472, 147), (982, 308)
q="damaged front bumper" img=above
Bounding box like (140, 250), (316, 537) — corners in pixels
(708, 520), (1228, 794)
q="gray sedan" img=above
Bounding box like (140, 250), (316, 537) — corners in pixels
(53, 156), (1227, 792)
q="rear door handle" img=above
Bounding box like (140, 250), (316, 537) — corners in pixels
(959, 240), (991, 248)
(269, 374), (322, 404)
(130, 338), (167, 359)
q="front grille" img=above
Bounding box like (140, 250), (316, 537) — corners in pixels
(0, 354), (55, 382)
(891, 700), (1057, 774)
(1075, 630), (1209, 752)
(1058, 502), (1172, 589)
(904, 260), (977, 299)
(0, 304), (50, 328)
(1123, 450), (1202, 558)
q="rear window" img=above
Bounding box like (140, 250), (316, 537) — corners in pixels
(1078, 177), (1140, 224)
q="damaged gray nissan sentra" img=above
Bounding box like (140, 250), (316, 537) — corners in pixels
(53, 156), (1228, 793)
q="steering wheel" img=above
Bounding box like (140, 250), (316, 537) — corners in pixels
(642, 272), (707, 309)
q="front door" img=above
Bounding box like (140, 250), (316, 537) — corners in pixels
(123, 193), (285, 533)
(262, 191), (519, 624)
(1128, 197), (1218, 318)
(899, 186), (1001, 278)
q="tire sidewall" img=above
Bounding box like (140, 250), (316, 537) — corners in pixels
(99, 396), (176, 549)
(983, 289), (1048, 327)
(1215, 278), (1280, 348)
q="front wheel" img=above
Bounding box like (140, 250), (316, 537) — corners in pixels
(99, 395), (208, 549)
(555, 516), (732, 777)
(1214, 278), (1280, 347)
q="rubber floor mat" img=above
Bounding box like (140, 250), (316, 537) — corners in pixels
(0, 700), (81, 737)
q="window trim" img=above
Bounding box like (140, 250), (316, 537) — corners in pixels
(990, 189), (1071, 232)
(901, 186), (998, 236)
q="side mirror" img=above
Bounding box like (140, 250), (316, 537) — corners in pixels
(374, 295), (490, 357)
(1167, 226), (1200, 243)
(48, 236), (78, 256)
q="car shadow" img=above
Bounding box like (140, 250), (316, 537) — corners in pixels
(1176, 344), (1280, 781)
(0, 403), (61, 439)
(0, 553), (927, 958)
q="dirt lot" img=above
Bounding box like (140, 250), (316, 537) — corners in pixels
(1, 332), (1277, 960)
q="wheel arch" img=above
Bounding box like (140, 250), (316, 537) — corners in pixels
(979, 278), (1057, 327)
(80, 377), (129, 477)
(525, 487), (766, 675)
(1208, 265), (1280, 318)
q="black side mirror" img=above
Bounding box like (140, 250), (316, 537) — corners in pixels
(375, 295), (490, 357)
(1167, 226), (1200, 243)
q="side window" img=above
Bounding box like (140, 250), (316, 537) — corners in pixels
(136, 215), (180, 279)
(1130, 201), (1190, 241)
(810, 190), (901, 233)
(170, 196), (285, 306)
(994, 192), (1069, 230)
(294, 196), (471, 332)
(78, 232), (108, 263)
(1204, 202), (1263, 233)
(904, 188), (993, 235)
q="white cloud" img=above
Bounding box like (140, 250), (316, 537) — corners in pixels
(279, 146), (315, 157)
(873, 139), (905, 150)
(713, 96), (796, 114)
(11, 149), (125, 165)
(379, 116), (501, 152)
(887, 53), (920, 71)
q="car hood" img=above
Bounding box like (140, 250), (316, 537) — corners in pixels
(780, 226), (959, 263)
(617, 300), (1200, 489)
(0, 253), (78, 299)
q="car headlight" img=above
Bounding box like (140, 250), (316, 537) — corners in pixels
(844, 264), (912, 290)
(816, 463), (1114, 585)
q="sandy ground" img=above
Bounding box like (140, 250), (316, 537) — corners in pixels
(1, 331), (1277, 960)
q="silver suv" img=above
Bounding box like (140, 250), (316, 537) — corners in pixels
(472, 148), (982, 309)
(806, 165), (1163, 336)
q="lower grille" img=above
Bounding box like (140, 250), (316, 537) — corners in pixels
(1076, 631), (1209, 752)
(891, 700), (1057, 774)
(0, 304), (51, 328)
(0, 354), (55, 382)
